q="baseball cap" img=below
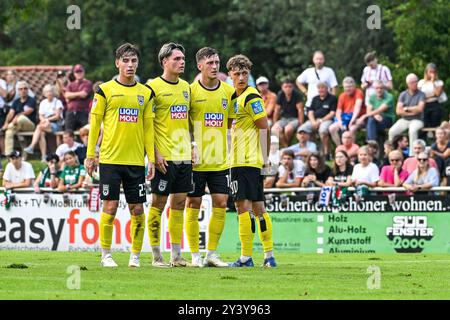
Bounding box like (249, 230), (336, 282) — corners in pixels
(7, 150), (21, 158)
(297, 127), (312, 134)
(256, 76), (269, 85)
(73, 64), (85, 72)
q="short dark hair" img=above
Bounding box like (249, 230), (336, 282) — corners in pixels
(282, 149), (295, 159)
(158, 42), (185, 67)
(196, 47), (219, 63)
(364, 51), (377, 64)
(115, 43), (140, 60)
(64, 130), (75, 139)
(392, 134), (407, 149)
(226, 54), (253, 71)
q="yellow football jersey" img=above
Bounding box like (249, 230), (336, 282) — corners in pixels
(190, 80), (236, 171)
(90, 79), (154, 166)
(231, 86), (267, 169)
(146, 77), (191, 161)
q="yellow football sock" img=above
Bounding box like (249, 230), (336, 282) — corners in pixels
(130, 213), (145, 254)
(239, 211), (255, 257)
(207, 207), (226, 251)
(185, 207), (200, 253)
(147, 207), (163, 246)
(168, 208), (184, 244)
(256, 212), (274, 253)
(99, 212), (115, 250)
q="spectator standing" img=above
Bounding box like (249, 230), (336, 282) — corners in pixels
(55, 130), (82, 164)
(335, 131), (360, 165)
(355, 80), (395, 142)
(326, 150), (353, 187)
(388, 74), (426, 155)
(328, 77), (365, 146)
(285, 127), (318, 162)
(24, 84), (64, 160)
(64, 64), (93, 131)
(2, 150), (35, 189)
(34, 153), (61, 192)
(418, 63), (445, 128)
(299, 82), (337, 157)
(272, 79), (305, 147)
(378, 150), (409, 187)
(360, 51), (393, 106)
(403, 152), (440, 192)
(430, 126), (450, 177)
(351, 146), (379, 188)
(301, 152), (331, 187)
(402, 139), (438, 174)
(296, 50), (338, 108)
(256, 76), (277, 127)
(2, 81), (37, 155)
(274, 149), (305, 188)
(57, 150), (86, 192)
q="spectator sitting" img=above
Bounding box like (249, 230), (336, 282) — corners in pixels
(335, 131), (360, 165)
(256, 76), (277, 127)
(57, 151), (86, 192)
(23, 84), (64, 161)
(271, 79), (305, 147)
(351, 146), (379, 188)
(0, 76), (8, 155)
(418, 63), (445, 129)
(392, 134), (409, 159)
(430, 126), (450, 178)
(366, 140), (381, 168)
(378, 150), (409, 187)
(34, 153), (61, 192)
(402, 139), (438, 174)
(268, 135), (281, 166)
(296, 50), (338, 108)
(3, 70), (36, 104)
(64, 64), (93, 131)
(298, 81), (337, 158)
(55, 130), (82, 166)
(388, 73), (426, 156)
(403, 151), (440, 193)
(360, 51), (393, 106)
(2, 150), (35, 189)
(328, 77), (365, 146)
(326, 150), (353, 187)
(355, 80), (395, 142)
(285, 127), (318, 162)
(301, 152), (331, 188)
(381, 140), (393, 167)
(2, 81), (37, 155)
(274, 149), (305, 188)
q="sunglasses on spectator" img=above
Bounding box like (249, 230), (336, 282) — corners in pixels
(18, 87), (28, 90)
(418, 158), (428, 162)
(389, 158), (401, 162)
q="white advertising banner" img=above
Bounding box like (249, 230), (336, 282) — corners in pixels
(0, 193), (212, 252)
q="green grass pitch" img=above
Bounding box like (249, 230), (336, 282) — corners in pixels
(1, 251), (450, 300)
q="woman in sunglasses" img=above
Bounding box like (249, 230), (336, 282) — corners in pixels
(403, 151), (440, 193)
(378, 150), (409, 187)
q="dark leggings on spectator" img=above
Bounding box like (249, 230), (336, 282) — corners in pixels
(424, 101), (443, 128)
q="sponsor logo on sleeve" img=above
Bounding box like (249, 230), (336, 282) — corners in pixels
(170, 105), (188, 119)
(92, 98), (98, 109)
(119, 108), (139, 123)
(204, 113), (224, 127)
(251, 100), (263, 114)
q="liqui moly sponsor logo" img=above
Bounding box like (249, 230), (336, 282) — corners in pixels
(204, 113), (224, 127)
(119, 108), (138, 122)
(171, 105), (188, 119)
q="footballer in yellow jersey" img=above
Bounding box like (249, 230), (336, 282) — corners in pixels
(86, 43), (155, 268)
(146, 43), (193, 268)
(227, 54), (277, 268)
(185, 47), (235, 267)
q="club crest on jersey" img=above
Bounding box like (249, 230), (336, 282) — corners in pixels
(251, 100), (263, 114)
(170, 105), (188, 119)
(158, 180), (168, 192)
(102, 184), (109, 197)
(137, 95), (144, 106)
(222, 99), (228, 110)
(119, 108), (138, 123)
(204, 113), (224, 127)
(183, 91), (189, 101)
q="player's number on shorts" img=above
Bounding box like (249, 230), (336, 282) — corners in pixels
(230, 180), (238, 195)
(139, 183), (145, 197)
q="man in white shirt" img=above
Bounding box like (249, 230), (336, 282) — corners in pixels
(2, 150), (35, 189)
(55, 130), (82, 165)
(296, 51), (338, 108)
(275, 149), (305, 188)
(360, 51), (393, 106)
